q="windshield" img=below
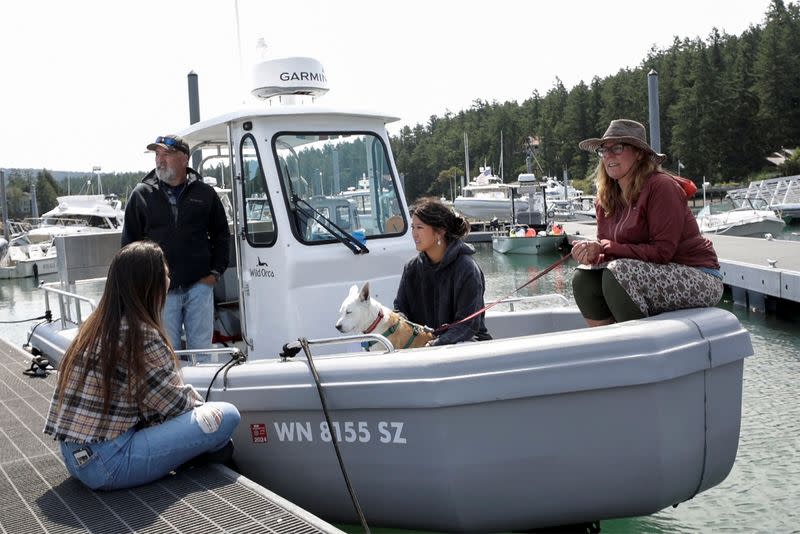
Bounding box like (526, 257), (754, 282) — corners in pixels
(274, 132), (406, 244)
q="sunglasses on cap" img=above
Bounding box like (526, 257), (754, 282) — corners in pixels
(155, 136), (184, 148)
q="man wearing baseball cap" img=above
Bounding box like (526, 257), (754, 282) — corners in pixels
(122, 135), (230, 355)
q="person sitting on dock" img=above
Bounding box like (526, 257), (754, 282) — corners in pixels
(43, 242), (240, 490)
(394, 197), (492, 345)
(570, 119), (723, 326)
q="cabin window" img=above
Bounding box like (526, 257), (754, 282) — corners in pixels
(273, 132), (406, 245)
(240, 135), (277, 247)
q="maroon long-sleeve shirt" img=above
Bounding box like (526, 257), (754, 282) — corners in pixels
(595, 172), (719, 269)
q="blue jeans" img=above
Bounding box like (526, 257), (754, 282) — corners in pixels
(60, 402), (240, 491)
(163, 281), (214, 351)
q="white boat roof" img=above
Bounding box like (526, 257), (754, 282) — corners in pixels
(42, 195), (121, 218)
(177, 105), (400, 147)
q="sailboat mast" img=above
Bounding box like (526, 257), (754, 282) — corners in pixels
(464, 132), (470, 185)
(500, 131), (504, 182)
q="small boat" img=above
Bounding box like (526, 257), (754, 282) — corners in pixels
(0, 234), (58, 279)
(727, 175), (800, 223)
(696, 195), (786, 237)
(547, 196), (597, 222)
(26, 55), (753, 532)
(492, 225), (567, 254)
(542, 176), (584, 200)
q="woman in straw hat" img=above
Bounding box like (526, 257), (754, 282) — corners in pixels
(570, 119), (723, 326)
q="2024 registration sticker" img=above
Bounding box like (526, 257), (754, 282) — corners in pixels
(251, 421), (407, 444)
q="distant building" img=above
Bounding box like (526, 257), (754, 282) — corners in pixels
(766, 147), (797, 166)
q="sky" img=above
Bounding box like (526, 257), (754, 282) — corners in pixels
(0, 0), (774, 174)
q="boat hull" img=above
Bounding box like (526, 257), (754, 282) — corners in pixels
(176, 307), (750, 532)
(492, 234), (566, 254)
(702, 218), (786, 237)
(0, 256), (58, 278)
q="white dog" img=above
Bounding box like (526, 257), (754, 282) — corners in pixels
(335, 282), (434, 350)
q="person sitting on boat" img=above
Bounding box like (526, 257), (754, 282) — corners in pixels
(570, 119), (723, 326)
(122, 135), (230, 354)
(43, 242), (240, 490)
(394, 197), (492, 345)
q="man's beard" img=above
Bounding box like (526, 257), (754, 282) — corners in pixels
(156, 166), (176, 183)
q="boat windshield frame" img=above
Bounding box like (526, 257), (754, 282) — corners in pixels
(271, 130), (407, 246)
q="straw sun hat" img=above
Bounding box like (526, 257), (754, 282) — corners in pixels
(578, 119), (667, 164)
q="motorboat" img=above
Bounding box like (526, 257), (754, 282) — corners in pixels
(26, 193), (124, 244)
(727, 175), (800, 223)
(542, 177), (584, 200)
(547, 196), (597, 222)
(492, 224), (567, 255)
(25, 55), (753, 532)
(696, 195), (786, 237)
(0, 233), (57, 279)
(453, 168), (542, 223)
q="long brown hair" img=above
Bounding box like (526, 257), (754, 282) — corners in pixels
(56, 241), (175, 414)
(594, 147), (661, 217)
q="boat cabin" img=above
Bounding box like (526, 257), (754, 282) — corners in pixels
(182, 57), (413, 358)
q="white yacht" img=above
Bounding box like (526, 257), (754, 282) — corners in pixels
(453, 168), (543, 224)
(25, 55), (752, 532)
(542, 177), (584, 200)
(26, 194), (123, 244)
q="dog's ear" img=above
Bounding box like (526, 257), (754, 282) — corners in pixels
(348, 284), (359, 298)
(359, 281), (370, 302)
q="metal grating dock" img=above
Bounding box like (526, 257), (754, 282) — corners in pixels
(0, 337), (343, 534)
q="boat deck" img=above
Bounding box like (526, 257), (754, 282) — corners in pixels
(0, 337), (343, 534)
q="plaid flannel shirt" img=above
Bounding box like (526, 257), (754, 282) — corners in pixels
(44, 321), (203, 443)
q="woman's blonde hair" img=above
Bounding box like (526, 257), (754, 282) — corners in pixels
(594, 146), (662, 217)
(56, 241), (175, 414)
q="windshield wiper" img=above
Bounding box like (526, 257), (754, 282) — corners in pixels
(291, 195), (369, 255)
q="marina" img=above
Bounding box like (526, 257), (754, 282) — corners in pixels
(3, 1), (799, 532)
(0, 55), (764, 532)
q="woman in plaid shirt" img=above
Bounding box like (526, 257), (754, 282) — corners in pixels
(44, 241), (240, 490)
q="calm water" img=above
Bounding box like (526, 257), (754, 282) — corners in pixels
(1, 234), (799, 533)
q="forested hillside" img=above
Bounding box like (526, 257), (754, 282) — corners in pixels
(391, 0), (800, 202)
(5, 1), (799, 216)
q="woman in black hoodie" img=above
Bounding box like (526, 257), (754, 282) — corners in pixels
(394, 198), (492, 346)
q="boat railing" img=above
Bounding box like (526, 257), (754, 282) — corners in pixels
(175, 346), (244, 367)
(282, 333), (396, 360)
(39, 278), (104, 329)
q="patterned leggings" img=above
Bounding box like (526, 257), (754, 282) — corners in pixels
(572, 259), (724, 322)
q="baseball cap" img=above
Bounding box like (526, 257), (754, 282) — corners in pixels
(146, 135), (190, 156)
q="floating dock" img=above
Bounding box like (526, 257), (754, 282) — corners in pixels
(0, 337), (344, 534)
(561, 220), (800, 313)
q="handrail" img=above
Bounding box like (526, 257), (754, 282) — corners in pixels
(175, 346), (244, 366)
(39, 280), (99, 329)
(282, 333), (395, 359)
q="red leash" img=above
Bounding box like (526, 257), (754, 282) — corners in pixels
(434, 253), (573, 335)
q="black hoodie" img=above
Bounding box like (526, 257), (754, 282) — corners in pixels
(121, 168), (230, 289)
(394, 240), (491, 346)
